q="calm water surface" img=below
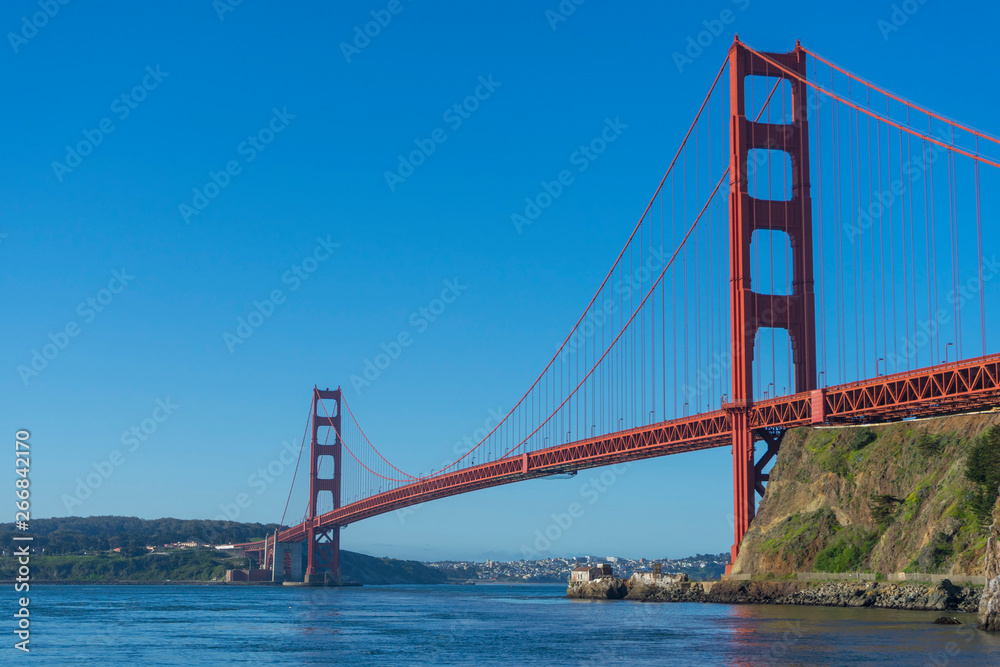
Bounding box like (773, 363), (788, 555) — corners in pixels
(19, 584), (1000, 665)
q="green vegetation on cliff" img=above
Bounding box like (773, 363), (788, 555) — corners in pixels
(339, 551), (449, 585)
(966, 426), (1000, 528)
(734, 413), (1000, 577)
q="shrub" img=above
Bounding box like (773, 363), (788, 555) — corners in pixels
(917, 433), (944, 457)
(849, 428), (878, 450)
(826, 453), (850, 477)
(921, 532), (955, 571)
(965, 426), (1000, 530)
(868, 494), (902, 530)
(814, 528), (879, 572)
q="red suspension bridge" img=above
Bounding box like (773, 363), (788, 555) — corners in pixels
(239, 37), (1000, 583)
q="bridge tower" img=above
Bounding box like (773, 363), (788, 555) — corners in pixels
(306, 386), (343, 584)
(727, 38), (816, 570)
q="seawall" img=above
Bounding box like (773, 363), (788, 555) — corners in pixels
(567, 573), (982, 612)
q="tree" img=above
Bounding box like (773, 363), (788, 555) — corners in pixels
(965, 426), (1000, 529)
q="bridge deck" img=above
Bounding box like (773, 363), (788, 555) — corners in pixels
(239, 353), (1000, 551)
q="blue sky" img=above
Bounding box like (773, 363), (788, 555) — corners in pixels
(3, 0), (999, 562)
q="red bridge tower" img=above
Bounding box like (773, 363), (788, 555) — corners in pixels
(306, 387), (343, 584)
(727, 39), (817, 570)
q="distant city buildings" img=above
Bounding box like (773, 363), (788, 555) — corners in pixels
(570, 564), (613, 582)
(425, 553), (729, 583)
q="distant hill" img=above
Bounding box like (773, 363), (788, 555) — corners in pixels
(0, 516), (282, 555)
(0, 548), (449, 584)
(341, 551), (449, 584)
(0, 516), (448, 584)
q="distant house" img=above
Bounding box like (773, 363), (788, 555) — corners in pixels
(570, 564), (614, 582)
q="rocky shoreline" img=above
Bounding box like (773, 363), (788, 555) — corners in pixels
(567, 574), (982, 613)
(979, 500), (1000, 630)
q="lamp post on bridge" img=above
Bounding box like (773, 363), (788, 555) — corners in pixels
(945, 342), (954, 364)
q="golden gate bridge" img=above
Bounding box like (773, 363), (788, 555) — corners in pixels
(237, 37), (1000, 583)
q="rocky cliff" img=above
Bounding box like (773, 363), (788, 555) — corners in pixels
(978, 495), (1000, 630)
(732, 413), (1000, 577)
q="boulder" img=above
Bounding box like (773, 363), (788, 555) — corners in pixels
(926, 580), (958, 611)
(566, 577), (628, 600)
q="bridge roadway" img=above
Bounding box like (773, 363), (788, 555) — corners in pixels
(240, 353), (1000, 554)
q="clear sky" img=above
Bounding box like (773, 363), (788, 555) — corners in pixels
(4, 0), (1000, 562)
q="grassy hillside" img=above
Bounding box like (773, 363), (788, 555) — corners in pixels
(340, 551), (449, 584)
(733, 412), (1000, 576)
(0, 548), (449, 584)
(0, 549), (244, 582)
(0, 515), (452, 584)
(0, 516), (282, 555)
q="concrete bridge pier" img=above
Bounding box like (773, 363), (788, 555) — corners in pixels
(271, 541), (304, 583)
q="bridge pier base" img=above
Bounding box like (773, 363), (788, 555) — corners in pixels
(727, 427), (787, 574)
(272, 541), (304, 583)
(306, 524), (342, 585)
